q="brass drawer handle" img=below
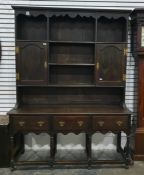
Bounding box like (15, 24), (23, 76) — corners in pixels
(116, 121), (123, 126)
(18, 121), (25, 127)
(77, 121), (84, 127)
(98, 121), (104, 127)
(59, 121), (65, 127)
(44, 61), (47, 69)
(37, 121), (45, 127)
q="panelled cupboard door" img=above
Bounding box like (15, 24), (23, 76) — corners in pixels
(16, 42), (48, 85)
(96, 44), (126, 86)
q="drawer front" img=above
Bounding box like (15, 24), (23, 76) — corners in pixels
(92, 116), (129, 132)
(12, 116), (49, 131)
(53, 116), (89, 131)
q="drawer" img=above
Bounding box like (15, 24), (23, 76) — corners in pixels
(12, 116), (49, 131)
(92, 116), (129, 132)
(53, 116), (89, 131)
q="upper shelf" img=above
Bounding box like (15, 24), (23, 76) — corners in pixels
(16, 12), (128, 42)
(16, 14), (47, 40)
(49, 15), (95, 42)
(97, 16), (127, 42)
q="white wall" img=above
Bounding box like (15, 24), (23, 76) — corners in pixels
(0, 0), (140, 151)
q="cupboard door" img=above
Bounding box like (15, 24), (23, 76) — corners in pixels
(96, 44), (126, 86)
(16, 42), (48, 85)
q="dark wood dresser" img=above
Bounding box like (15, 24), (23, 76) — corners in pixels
(8, 6), (132, 169)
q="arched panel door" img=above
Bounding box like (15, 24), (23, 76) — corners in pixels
(96, 44), (126, 86)
(16, 42), (48, 85)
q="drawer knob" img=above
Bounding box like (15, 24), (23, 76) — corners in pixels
(98, 121), (104, 127)
(37, 121), (45, 127)
(59, 121), (65, 127)
(116, 121), (123, 126)
(18, 121), (25, 127)
(77, 121), (84, 127)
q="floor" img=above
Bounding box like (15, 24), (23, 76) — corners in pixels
(0, 162), (144, 175)
(0, 149), (144, 175)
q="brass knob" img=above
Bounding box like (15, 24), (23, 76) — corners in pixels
(96, 62), (100, 70)
(44, 61), (47, 69)
(116, 121), (123, 126)
(18, 121), (25, 127)
(77, 121), (84, 127)
(37, 121), (45, 127)
(59, 121), (65, 127)
(98, 121), (104, 127)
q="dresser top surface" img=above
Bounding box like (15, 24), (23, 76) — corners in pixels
(8, 104), (131, 115)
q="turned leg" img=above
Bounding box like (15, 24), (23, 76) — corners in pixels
(20, 133), (25, 154)
(117, 132), (122, 153)
(125, 134), (131, 169)
(86, 133), (88, 154)
(50, 134), (55, 168)
(54, 133), (57, 154)
(10, 135), (16, 171)
(86, 134), (92, 169)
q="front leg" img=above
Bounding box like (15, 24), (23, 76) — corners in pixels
(117, 132), (122, 153)
(50, 134), (55, 168)
(10, 135), (16, 171)
(86, 134), (92, 169)
(125, 134), (132, 168)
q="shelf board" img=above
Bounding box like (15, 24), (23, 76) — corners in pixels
(48, 63), (95, 66)
(47, 84), (96, 87)
(47, 84), (124, 88)
(49, 40), (95, 44)
(95, 41), (127, 44)
(17, 84), (124, 88)
(16, 40), (127, 44)
(16, 39), (47, 42)
(17, 84), (96, 87)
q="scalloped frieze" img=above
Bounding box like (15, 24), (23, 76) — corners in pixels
(15, 10), (48, 18)
(48, 12), (96, 19)
(91, 130), (128, 134)
(97, 12), (129, 19)
(13, 131), (50, 135)
(15, 10), (129, 20)
(54, 131), (88, 135)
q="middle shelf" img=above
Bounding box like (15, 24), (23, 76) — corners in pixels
(49, 43), (95, 64)
(49, 65), (95, 85)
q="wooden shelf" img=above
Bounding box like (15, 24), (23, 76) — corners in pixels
(48, 63), (95, 66)
(49, 40), (95, 44)
(16, 40), (47, 42)
(17, 84), (124, 88)
(16, 14), (47, 41)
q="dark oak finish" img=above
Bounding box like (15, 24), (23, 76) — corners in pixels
(8, 6), (132, 169)
(97, 17), (126, 42)
(12, 116), (49, 133)
(16, 14), (47, 40)
(96, 44), (126, 86)
(16, 42), (48, 85)
(53, 116), (90, 131)
(92, 116), (129, 133)
(49, 43), (94, 64)
(49, 15), (95, 42)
